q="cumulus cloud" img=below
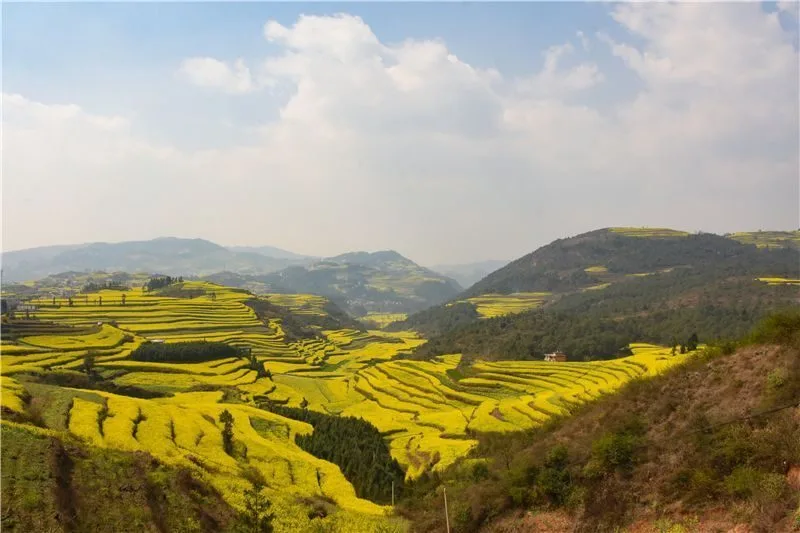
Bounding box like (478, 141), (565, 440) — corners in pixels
(3, 4), (798, 263)
(179, 57), (257, 94)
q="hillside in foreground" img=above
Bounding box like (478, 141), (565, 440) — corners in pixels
(399, 313), (800, 532)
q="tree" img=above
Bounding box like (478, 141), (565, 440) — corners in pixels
(686, 332), (699, 351)
(82, 353), (96, 377)
(98, 296), (103, 306)
(236, 480), (275, 533)
(299, 398), (309, 410)
(121, 294), (126, 306)
(1, 299), (7, 316)
(68, 297), (74, 307)
(220, 409), (234, 455)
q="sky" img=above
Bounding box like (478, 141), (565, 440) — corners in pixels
(2, 2), (799, 265)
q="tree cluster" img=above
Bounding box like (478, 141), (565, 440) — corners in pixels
(82, 280), (129, 293)
(264, 405), (405, 504)
(145, 276), (183, 292)
(129, 341), (240, 363)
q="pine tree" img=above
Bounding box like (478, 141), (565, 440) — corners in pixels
(220, 409), (234, 455)
(687, 332), (699, 351)
(236, 480), (274, 533)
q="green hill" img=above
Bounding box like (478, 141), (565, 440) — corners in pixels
(728, 230), (800, 249)
(206, 251), (463, 316)
(462, 228), (790, 297)
(393, 228), (799, 360)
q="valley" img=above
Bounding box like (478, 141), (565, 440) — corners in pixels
(2, 227), (798, 532)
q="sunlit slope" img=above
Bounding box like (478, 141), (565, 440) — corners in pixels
(756, 277), (800, 285)
(341, 345), (692, 477)
(454, 292), (551, 318)
(729, 230), (800, 249)
(2, 279), (697, 531)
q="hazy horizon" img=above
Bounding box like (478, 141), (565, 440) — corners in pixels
(3, 2), (799, 265)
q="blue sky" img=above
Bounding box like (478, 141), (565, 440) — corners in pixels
(3, 3), (641, 147)
(2, 3), (798, 263)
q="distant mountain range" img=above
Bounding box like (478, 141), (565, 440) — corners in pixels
(226, 245), (312, 261)
(427, 260), (510, 289)
(0, 238), (312, 282)
(1, 238), (464, 315)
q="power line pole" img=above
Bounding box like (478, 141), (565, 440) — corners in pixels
(443, 487), (450, 533)
(391, 480), (395, 506)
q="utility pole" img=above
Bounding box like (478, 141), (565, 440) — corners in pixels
(391, 480), (395, 506)
(443, 487), (450, 533)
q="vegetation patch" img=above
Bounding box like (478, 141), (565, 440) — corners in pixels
(129, 341), (241, 363)
(264, 404), (405, 504)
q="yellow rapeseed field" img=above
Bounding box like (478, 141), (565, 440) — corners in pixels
(1, 280), (698, 531)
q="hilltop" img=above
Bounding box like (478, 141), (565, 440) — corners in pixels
(394, 228), (800, 360)
(0, 237), (310, 282)
(205, 250), (463, 316)
(462, 227), (789, 297)
(728, 229), (800, 249)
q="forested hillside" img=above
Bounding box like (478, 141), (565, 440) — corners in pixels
(394, 228), (800, 360)
(463, 228), (795, 297)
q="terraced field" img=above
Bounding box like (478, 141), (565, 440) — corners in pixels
(452, 292), (551, 319)
(756, 277), (800, 285)
(1, 281), (696, 531)
(729, 230), (800, 249)
(361, 313), (408, 329)
(609, 227), (690, 238)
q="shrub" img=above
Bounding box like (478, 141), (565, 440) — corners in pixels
(724, 466), (762, 498)
(748, 309), (800, 347)
(766, 368), (788, 393)
(532, 445), (572, 506)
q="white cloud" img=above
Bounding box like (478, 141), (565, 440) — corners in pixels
(179, 57), (257, 94)
(3, 5), (798, 263)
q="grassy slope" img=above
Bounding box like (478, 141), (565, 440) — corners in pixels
(400, 332), (800, 532)
(1, 422), (236, 533)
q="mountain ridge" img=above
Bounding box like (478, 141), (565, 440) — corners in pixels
(392, 227), (800, 358)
